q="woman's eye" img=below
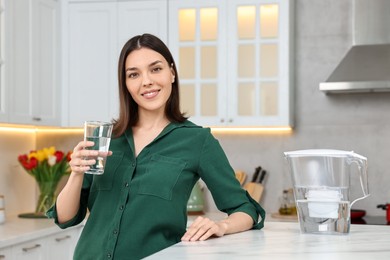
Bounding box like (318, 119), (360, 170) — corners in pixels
(152, 67), (162, 73)
(127, 73), (138, 78)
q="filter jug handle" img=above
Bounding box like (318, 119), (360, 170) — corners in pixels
(350, 152), (370, 207)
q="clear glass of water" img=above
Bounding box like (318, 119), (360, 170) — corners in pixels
(84, 121), (113, 175)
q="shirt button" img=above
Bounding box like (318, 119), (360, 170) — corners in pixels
(132, 163), (135, 167)
(113, 230), (118, 235)
(119, 205), (124, 210)
(125, 182), (129, 187)
(107, 253), (112, 258)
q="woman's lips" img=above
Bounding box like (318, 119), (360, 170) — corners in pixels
(141, 89), (160, 99)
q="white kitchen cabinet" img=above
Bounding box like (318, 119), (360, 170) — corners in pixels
(11, 238), (46, 260)
(45, 228), (81, 260)
(63, 0), (167, 127)
(8, 0), (61, 126)
(0, 246), (12, 259)
(169, 0), (293, 127)
(0, 225), (82, 260)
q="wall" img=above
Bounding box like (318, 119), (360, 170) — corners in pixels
(0, 130), (36, 217)
(1, 0), (389, 219)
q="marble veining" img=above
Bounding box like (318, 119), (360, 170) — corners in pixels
(146, 221), (390, 259)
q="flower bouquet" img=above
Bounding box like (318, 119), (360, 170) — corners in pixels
(18, 147), (71, 217)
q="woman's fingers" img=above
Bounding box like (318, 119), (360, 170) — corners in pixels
(181, 216), (223, 242)
(69, 141), (98, 174)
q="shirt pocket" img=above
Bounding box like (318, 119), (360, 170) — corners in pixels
(90, 152), (124, 191)
(138, 154), (186, 200)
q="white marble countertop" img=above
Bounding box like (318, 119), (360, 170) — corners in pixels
(146, 221), (390, 259)
(0, 215), (82, 248)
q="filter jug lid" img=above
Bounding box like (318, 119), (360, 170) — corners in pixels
(284, 149), (364, 158)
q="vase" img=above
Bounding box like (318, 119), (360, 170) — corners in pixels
(35, 181), (59, 215)
(18, 180), (60, 219)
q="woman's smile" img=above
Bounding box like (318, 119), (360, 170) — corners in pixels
(141, 89), (161, 99)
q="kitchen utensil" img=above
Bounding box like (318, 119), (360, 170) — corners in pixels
(235, 171), (247, 186)
(251, 167), (262, 182)
(0, 195), (5, 224)
(258, 170), (267, 184)
(284, 149), (369, 234)
(244, 167), (265, 202)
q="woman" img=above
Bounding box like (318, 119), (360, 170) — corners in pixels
(47, 34), (265, 259)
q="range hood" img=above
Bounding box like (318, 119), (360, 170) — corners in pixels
(320, 0), (390, 93)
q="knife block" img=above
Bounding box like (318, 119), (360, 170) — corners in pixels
(244, 182), (264, 202)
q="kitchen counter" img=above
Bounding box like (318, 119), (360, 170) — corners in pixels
(0, 215), (83, 248)
(146, 221), (390, 259)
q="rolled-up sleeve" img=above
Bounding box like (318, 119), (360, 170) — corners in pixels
(197, 130), (266, 229)
(46, 175), (92, 229)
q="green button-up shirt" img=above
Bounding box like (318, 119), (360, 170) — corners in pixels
(47, 120), (265, 259)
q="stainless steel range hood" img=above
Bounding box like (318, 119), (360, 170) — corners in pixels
(320, 0), (390, 93)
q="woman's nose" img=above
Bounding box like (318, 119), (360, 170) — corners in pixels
(142, 74), (153, 87)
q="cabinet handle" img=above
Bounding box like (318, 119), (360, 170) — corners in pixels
(220, 118), (225, 123)
(228, 118), (233, 123)
(32, 117), (42, 121)
(22, 244), (41, 252)
(55, 235), (71, 242)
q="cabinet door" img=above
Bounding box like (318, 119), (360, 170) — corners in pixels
(65, 1), (168, 127)
(117, 0), (168, 48)
(227, 0), (293, 127)
(169, 0), (227, 127)
(169, 0), (293, 127)
(46, 227), (82, 260)
(0, 246), (12, 259)
(66, 2), (118, 127)
(11, 238), (46, 260)
(9, 0), (60, 126)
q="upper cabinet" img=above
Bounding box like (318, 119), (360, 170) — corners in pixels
(1, 0), (293, 128)
(169, 0), (293, 127)
(63, 0), (167, 127)
(8, 0), (61, 126)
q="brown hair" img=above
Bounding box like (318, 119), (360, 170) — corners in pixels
(112, 34), (187, 137)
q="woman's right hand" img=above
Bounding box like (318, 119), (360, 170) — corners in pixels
(68, 141), (99, 174)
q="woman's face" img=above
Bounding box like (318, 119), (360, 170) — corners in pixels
(125, 47), (175, 115)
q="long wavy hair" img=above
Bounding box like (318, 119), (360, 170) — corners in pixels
(112, 34), (187, 137)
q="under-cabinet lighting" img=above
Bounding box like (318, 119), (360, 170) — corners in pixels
(211, 127), (292, 134)
(35, 128), (83, 134)
(0, 124), (292, 135)
(0, 124), (36, 133)
(0, 124), (83, 134)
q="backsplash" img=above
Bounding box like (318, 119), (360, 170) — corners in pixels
(0, 131), (36, 217)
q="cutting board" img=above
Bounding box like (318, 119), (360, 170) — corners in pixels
(244, 182), (264, 202)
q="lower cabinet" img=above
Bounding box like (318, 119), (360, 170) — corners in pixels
(0, 226), (82, 260)
(11, 238), (46, 260)
(45, 228), (81, 260)
(0, 246), (12, 259)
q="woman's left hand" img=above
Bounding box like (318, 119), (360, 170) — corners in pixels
(181, 216), (228, 241)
